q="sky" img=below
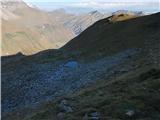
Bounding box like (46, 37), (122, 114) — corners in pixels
(23, 0), (160, 13)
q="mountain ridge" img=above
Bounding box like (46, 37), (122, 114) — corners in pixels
(1, 0), (145, 56)
(63, 12), (160, 55)
(1, 0), (75, 56)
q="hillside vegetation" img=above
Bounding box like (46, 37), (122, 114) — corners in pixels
(1, 12), (160, 120)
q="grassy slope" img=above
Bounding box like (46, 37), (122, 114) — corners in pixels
(63, 13), (160, 56)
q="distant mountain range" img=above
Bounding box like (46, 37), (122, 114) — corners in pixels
(1, 0), (74, 56)
(49, 10), (111, 35)
(1, 0), (144, 56)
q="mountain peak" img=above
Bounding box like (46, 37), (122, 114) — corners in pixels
(2, 0), (23, 3)
(1, 0), (28, 8)
(89, 10), (101, 15)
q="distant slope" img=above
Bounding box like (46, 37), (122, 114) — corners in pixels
(49, 10), (111, 35)
(2, 1), (144, 56)
(1, 0), (75, 56)
(49, 10), (144, 35)
(63, 11), (109, 35)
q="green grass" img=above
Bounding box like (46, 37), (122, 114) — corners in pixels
(38, 51), (81, 63)
(39, 55), (65, 63)
(67, 67), (160, 120)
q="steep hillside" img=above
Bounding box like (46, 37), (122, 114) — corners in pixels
(63, 13), (160, 57)
(1, 12), (160, 120)
(1, 1), (144, 56)
(1, 0), (75, 56)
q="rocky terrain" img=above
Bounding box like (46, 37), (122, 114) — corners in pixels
(1, 48), (139, 113)
(1, 12), (160, 120)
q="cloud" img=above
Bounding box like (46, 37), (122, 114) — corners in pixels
(80, 0), (158, 3)
(23, 0), (159, 12)
(66, 0), (159, 11)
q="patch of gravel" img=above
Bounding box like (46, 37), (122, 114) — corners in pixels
(1, 48), (139, 114)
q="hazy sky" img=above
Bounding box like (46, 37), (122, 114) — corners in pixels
(23, 0), (160, 13)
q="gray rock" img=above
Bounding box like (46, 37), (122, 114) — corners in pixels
(57, 112), (65, 120)
(90, 111), (99, 117)
(83, 113), (89, 120)
(63, 105), (73, 113)
(64, 61), (78, 69)
(125, 109), (135, 117)
(59, 100), (73, 113)
(60, 99), (68, 106)
(90, 111), (100, 120)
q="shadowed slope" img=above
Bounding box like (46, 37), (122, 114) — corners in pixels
(63, 12), (160, 56)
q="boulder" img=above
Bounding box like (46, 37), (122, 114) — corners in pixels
(60, 99), (68, 106)
(57, 112), (65, 120)
(63, 105), (73, 113)
(83, 113), (89, 120)
(59, 99), (73, 113)
(125, 109), (135, 117)
(64, 61), (78, 69)
(83, 111), (100, 120)
(90, 111), (100, 120)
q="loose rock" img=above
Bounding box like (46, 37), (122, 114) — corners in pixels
(125, 109), (135, 117)
(59, 99), (73, 113)
(63, 105), (73, 113)
(90, 111), (100, 120)
(64, 61), (78, 69)
(57, 112), (65, 120)
(83, 113), (89, 120)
